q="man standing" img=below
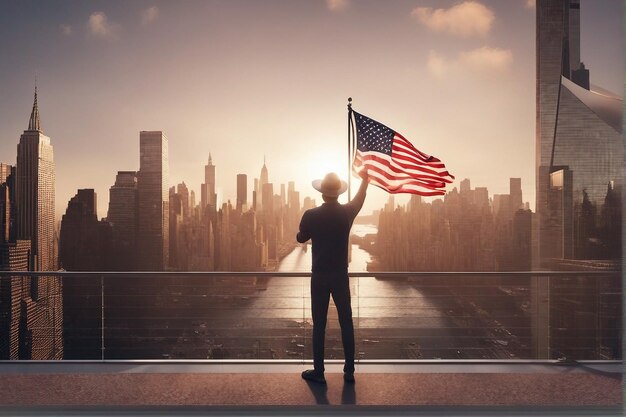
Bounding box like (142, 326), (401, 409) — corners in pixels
(297, 171), (368, 384)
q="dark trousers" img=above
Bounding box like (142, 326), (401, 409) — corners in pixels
(311, 273), (355, 373)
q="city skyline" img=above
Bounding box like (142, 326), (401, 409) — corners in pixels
(0, 0), (621, 369)
(0, 1), (622, 219)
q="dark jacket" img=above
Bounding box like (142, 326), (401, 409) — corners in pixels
(296, 180), (367, 274)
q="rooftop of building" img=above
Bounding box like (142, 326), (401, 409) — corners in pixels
(562, 76), (623, 133)
(0, 361), (621, 416)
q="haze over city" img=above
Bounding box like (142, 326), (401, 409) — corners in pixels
(0, 4), (623, 412)
(0, 0), (622, 218)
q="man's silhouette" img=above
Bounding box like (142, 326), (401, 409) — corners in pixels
(297, 171), (368, 384)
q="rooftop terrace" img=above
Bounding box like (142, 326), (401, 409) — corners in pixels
(0, 361), (622, 416)
(0, 271), (622, 416)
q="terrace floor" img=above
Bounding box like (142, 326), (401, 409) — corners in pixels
(0, 361), (622, 416)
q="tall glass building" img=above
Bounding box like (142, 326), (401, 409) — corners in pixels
(534, 0), (623, 361)
(536, 0), (623, 263)
(137, 131), (169, 270)
(107, 171), (138, 271)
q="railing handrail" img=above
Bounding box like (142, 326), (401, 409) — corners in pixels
(0, 270), (620, 277)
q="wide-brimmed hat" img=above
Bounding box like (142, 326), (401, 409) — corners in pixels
(312, 172), (348, 197)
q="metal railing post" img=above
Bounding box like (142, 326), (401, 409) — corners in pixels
(101, 274), (104, 362)
(531, 273), (551, 359)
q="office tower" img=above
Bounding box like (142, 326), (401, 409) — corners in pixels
(59, 189), (99, 270)
(510, 178), (523, 212)
(0, 164), (14, 242)
(0, 183), (9, 242)
(287, 181), (295, 207)
(59, 189), (111, 271)
(0, 164), (11, 182)
(190, 190), (196, 213)
(0, 240), (31, 360)
(236, 174), (247, 211)
(201, 153), (216, 211)
(0, 162), (31, 359)
(107, 171), (138, 270)
(473, 187), (489, 209)
(59, 189), (111, 358)
(169, 187), (183, 269)
(460, 178), (471, 194)
(286, 181), (300, 230)
(13, 86), (62, 359)
(261, 183), (273, 214)
(258, 158), (268, 209)
(536, 0), (623, 262)
(177, 182), (190, 219)
(280, 184), (285, 207)
(16, 87), (56, 271)
(535, 0), (623, 361)
(137, 131), (169, 270)
(408, 194), (422, 212)
(302, 197), (315, 211)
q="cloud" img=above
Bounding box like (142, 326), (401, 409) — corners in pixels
(326, 0), (348, 12)
(427, 51), (449, 79)
(87, 11), (119, 39)
(525, 0), (536, 8)
(141, 6), (159, 25)
(59, 24), (72, 36)
(427, 47), (513, 79)
(411, 1), (494, 37)
(459, 47), (513, 70)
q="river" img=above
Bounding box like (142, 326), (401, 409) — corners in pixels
(239, 224), (463, 360)
(159, 225), (505, 361)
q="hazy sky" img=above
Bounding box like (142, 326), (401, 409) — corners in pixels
(0, 0), (622, 219)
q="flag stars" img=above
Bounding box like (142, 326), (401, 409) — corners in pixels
(354, 112), (394, 155)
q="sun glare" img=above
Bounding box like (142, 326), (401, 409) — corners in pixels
(306, 148), (350, 180)
(304, 147), (353, 202)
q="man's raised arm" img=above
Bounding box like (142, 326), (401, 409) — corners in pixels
(346, 170), (369, 216)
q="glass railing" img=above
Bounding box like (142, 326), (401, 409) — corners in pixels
(0, 271), (621, 362)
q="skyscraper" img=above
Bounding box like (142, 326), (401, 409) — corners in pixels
(201, 154), (216, 211)
(176, 182), (190, 219)
(0, 239), (30, 359)
(261, 183), (274, 214)
(137, 131), (169, 270)
(534, 0), (623, 360)
(190, 190), (196, 213)
(59, 189), (98, 269)
(536, 0), (623, 262)
(12, 86), (62, 359)
(258, 157), (268, 209)
(0, 162), (31, 359)
(59, 189), (111, 358)
(16, 87), (56, 271)
(510, 178), (523, 213)
(0, 164), (14, 242)
(236, 174), (247, 211)
(169, 185), (183, 270)
(107, 171), (138, 270)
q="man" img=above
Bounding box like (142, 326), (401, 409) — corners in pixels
(297, 170), (369, 384)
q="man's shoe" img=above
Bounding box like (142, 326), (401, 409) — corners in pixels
(344, 372), (355, 383)
(301, 369), (326, 384)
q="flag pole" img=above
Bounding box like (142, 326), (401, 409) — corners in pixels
(347, 97), (353, 201)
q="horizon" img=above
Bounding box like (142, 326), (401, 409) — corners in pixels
(0, 0), (622, 220)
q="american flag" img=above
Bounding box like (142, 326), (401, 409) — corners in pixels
(352, 110), (454, 196)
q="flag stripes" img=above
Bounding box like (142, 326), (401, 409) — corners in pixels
(352, 111), (454, 196)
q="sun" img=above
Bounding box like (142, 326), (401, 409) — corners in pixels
(306, 149), (349, 182)
(304, 147), (356, 203)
